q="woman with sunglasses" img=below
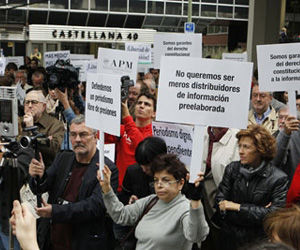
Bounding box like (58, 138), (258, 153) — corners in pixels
(98, 154), (209, 250)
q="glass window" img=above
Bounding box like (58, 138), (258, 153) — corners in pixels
(219, 0), (233, 4)
(235, 0), (249, 5)
(6, 10), (26, 24)
(144, 16), (163, 25)
(125, 15), (144, 28)
(71, 0), (88, 10)
(68, 12), (88, 25)
(202, 0), (216, 3)
(107, 15), (126, 27)
(110, 0), (127, 12)
(28, 11), (48, 24)
(166, 2), (182, 15)
(91, 0), (108, 11)
(48, 12), (68, 25)
(46, 44), (58, 52)
(201, 4), (216, 17)
(183, 3), (199, 16)
(129, 0), (145, 13)
(61, 42), (90, 54)
(87, 13), (107, 27)
(50, 0), (68, 9)
(234, 7), (248, 19)
(218, 6), (232, 18)
(148, 1), (164, 14)
(162, 17), (180, 26)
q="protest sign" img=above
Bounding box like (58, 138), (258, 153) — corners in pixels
(97, 48), (138, 82)
(152, 121), (193, 168)
(0, 57), (5, 76)
(70, 54), (94, 61)
(85, 73), (121, 136)
(44, 50), (70, 67)
(156, 57), (253, 129)
(125, 42), (152, 64)
(222, 52), (247, 62)
(257, 43), (300, 91)
(71, 60), (88, 82)
(5, 57), (24, 68)
(96, 142), (115, 163)
(153, 33), (202, 68)
(87, 59), (98, 73)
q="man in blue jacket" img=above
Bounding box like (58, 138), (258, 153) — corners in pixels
(29, 114), (118, 250)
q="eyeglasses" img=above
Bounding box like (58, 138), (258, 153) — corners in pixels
(151, 179), (179, 188)
(24, 100), (40, 106)
(69, 132), (93, 139)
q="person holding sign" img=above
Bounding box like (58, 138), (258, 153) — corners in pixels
(28, 115), (118, 250)
(215, 125), (288, 250)
(98, 154), (209, 250)
(105, 92), (156, 191)
(248, 83), (279, 135)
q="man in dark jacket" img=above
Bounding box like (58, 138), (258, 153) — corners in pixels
(29, 115), (118, 250)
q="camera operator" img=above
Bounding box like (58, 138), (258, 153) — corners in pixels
(20, 88), (64, 167)
(105, 91), (156, 192)
(28, 115), (118, 250)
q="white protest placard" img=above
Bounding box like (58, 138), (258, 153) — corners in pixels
(153, 33), (202, 68)
(152, 121), (193, 168)
(5, 57), (24, 68)
(85, 73), (121, 136)
(0, 57), (5, 76)
(71, 60), (88, 82)
(97, 48), (139, 82)
(87, 59), (98, 73)
(125, 42), (152, 64)
(156, 57), (253, 129)
(44, 50), (70, 67)
(96, 142), (115, 163)
(222, 52), (247, 62)
(70, 54), (94, 61)
(257, 43), (300, 91)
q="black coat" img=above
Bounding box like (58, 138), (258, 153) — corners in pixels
(30, 150), (118, 250)
(215, 161), (288, 249)
(119, 163), (154, 204)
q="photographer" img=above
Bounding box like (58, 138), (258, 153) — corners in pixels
(105, 91), (156, 192)
(20, 88), (64, 167)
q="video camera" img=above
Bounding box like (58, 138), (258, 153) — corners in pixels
(120, 75), (134, 102)
(19, 126), (49, 150)
(0, 87), (18, 138)
(46, 59), (79, 92)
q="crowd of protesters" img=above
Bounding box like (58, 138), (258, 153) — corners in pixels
(0, 51), (299, 250)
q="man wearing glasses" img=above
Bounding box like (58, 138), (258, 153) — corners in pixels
(21, 88), (64, 167)
(28, 115), (118, 250)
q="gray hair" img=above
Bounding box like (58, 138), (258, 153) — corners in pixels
(14, 70), (27, 79)
(70, 115), (97, 134)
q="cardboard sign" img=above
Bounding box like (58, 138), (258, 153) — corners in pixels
(44, 50), (70, 67)
(222, 52), (247, 62)
(125, 42), (152, 64)
(87, 59), (98, 73)
(71, 60), (88, 82)
(97, 48), (139, 82)
(5, 56), (24, 68)
(85, 73), (121, 136)
(156, 57), (253, 129)
(70, 54), (94, 61)
(153, 33), (202, 68)
(0, 57), (5, 76)
(257, 43), (300, 91)
(152, 121), (193, 168)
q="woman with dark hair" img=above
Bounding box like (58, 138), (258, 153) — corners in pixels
(99, 154), (209, 250)
(215, 125), (289, 250)
(120, 136), (167, 205)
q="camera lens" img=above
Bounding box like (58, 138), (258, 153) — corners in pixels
(20, 136), (30, 149)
